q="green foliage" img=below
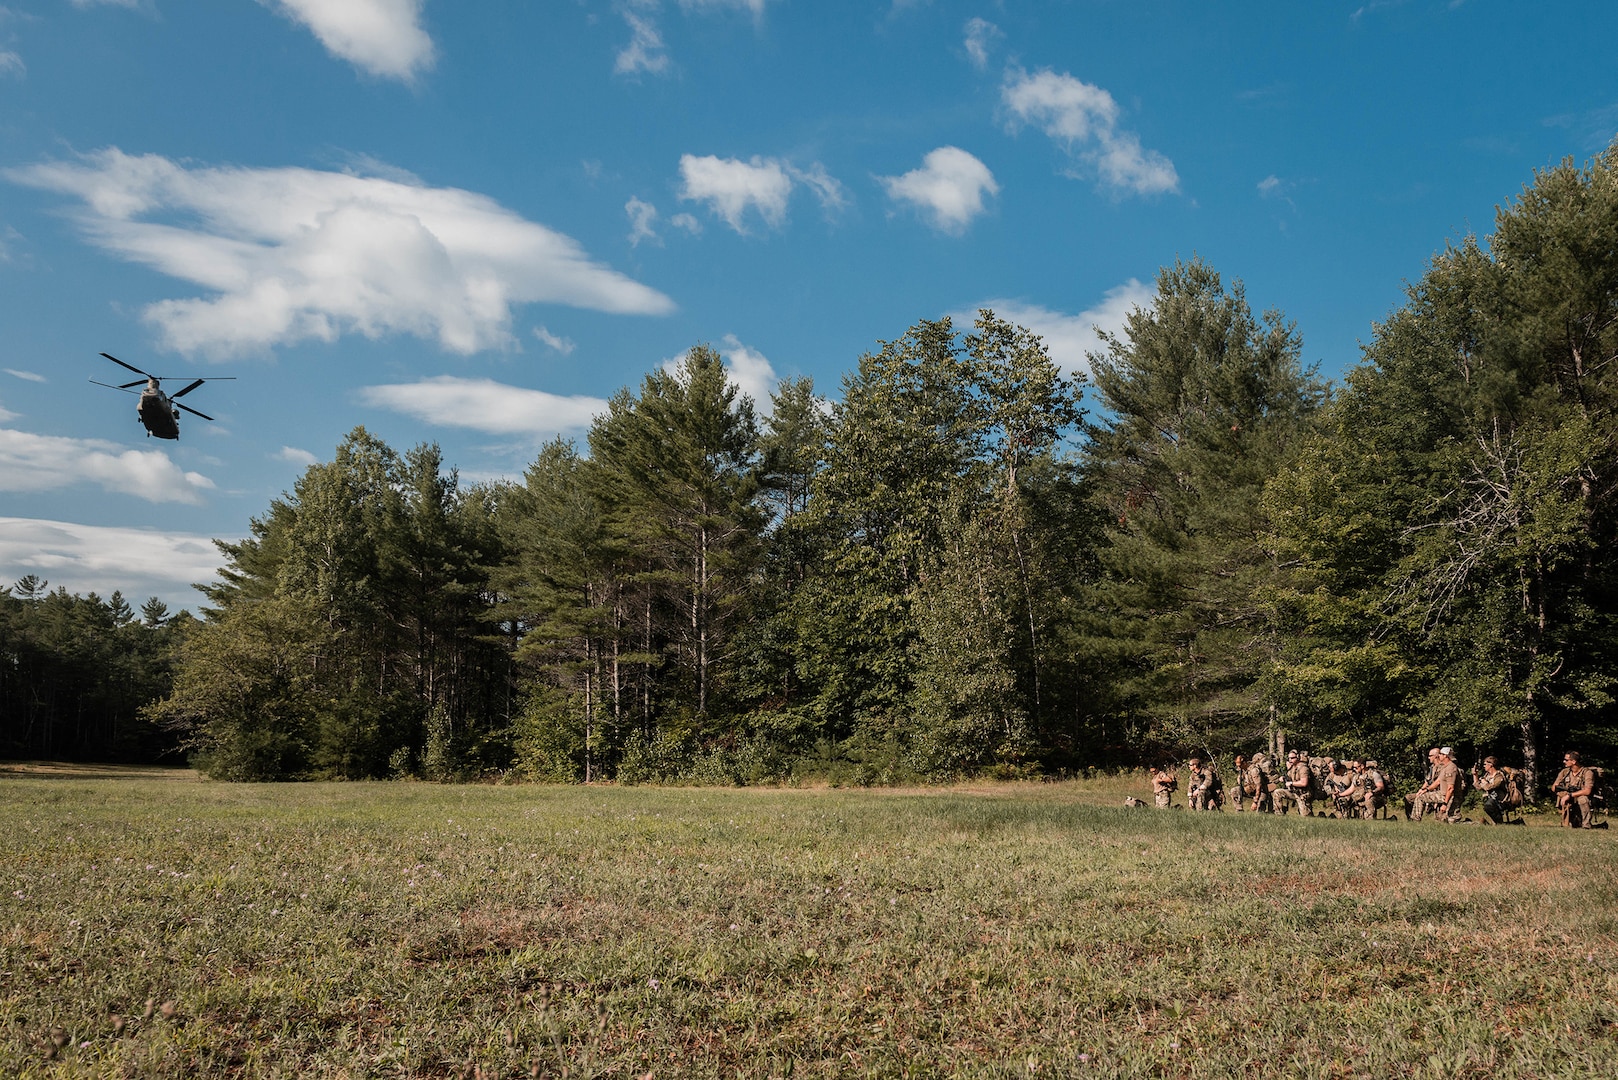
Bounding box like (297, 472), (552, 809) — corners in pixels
(1269, 141), (1618, 791)
(1082, 259), (1327, 754)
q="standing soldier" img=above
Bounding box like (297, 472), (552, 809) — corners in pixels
(1188, 755), (1223, 811)
(1233, 754), (1251, 811)
(1283, 750), (1315, 817)
(1151, 764), (1179, 809)
(1551, 752), (1596, 829)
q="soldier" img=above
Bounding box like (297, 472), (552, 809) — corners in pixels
(1150, 764), (1178, 809)
(1403, 749), (1442, 820)
(1187, 755), (1222, 811)
(1473, 756), (1509, 825)
(1283, 750), (1314, 817)
(1233, 754), (1250, 811)
(1551, 751), (1596, 829)
(1253, 753), (1281, 814)
(1359, 759), (1389, 820)
(1407, 748), (1460, 822)
(1326, 760), (1359, 818)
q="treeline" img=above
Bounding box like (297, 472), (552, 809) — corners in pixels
(10, 147), (1617, 792)
(0, 579), (189, 762)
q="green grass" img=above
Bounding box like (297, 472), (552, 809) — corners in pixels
(2, 769), (1615, 1078)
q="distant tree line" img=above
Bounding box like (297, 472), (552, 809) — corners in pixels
(7, 145), (1616, 794)
(0, 578), (189, 762)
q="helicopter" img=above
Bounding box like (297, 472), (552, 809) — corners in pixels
(89, 353), (234, 441)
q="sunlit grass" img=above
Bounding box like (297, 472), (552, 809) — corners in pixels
(2, 772), (1614, 1077)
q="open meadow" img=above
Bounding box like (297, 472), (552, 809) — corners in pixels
(1, 769), (1615, 1078)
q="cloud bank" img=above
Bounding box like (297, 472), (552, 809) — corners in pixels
(360, 376), (608, 436)
(878, 147), (998, 234)
(1002, 68), (1178, 196)
(0, 427), (216, 504)
(264, 0), (435, 81)
(0, 517), (227, 611)
(6, 149), (674, 358)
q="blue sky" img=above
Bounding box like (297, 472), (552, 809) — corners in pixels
(2, 0), (1616, 611)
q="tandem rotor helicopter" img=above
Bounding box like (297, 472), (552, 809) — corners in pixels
(89, 353), (234, 441)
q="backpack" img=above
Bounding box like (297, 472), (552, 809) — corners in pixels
(1500, 767), (1525, 810)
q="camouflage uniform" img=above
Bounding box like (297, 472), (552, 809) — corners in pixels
(1552, 765), (1595, 828)
(1410, 759), (1459, 822)
(1283, 759), (1314, 817)
(1474, 765), (1508, 825)
(1243, 759), (1272, 813)
(1151, 767), (1178, 809)
(1188, 764), (1223, 810)
(1326, 766), (1359, 818)
(1359, 765), (1389, 819)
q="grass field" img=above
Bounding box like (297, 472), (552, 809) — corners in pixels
(2, 769), (1615, 1078)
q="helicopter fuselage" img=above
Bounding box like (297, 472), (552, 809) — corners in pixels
(137, 383), (181, 440)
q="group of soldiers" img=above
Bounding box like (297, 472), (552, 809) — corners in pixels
(1147, 747), (1605, 828)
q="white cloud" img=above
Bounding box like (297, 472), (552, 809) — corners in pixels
(962, 280), (1154, 376)
(963, 17), (1002, 70)
(275, 446), (318, 466)
(6, 148), (674, 358)
(719, 334), (777, 411)
(615, 0), (769, 76)
(0, 49), (22, 78)
(0, 399), (15, 423)
(533, 325), (576, 355)
(0, 517), (228, 611)
(0, 427), (215, 503)
(360, 376), (607, 436)
(615, 8), (669, 76)
(1002, 68), (1179, 196)
(790, 162), (849, 216)
(878, 146), (999, 234)
(626, 196), (661, 246)
(5, 369), (46, 382)
(678, 154), (794, 233)
(669, 212), (702, 234)
(677, 0), (768, 14)
(263, 0), (435, 82)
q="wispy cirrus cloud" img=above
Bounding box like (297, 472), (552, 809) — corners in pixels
(962, 17), (1002, 70)
(261, 0), (435, 82)
(0, 517), (228, 611)
(878, 146), (998, 234)
(5, 148), (674, 358)
(959, 279), (1154, 377)
(4, 369), (45, 383)
(359, 376), (608, 437)
(0, 427), (215, 503)
(274, 446), (318, 466)
(532, 326), (576, 355)
(1002, 67), (1179, 196)
(614, 0), (769, 77)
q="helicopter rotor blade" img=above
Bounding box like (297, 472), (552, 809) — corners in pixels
(118, 379), (147, 389)
(172, 379), (206, 399)
(100, 352), (151, 378)
(175, 401), (215, 422)
(89, 378), (142, 396)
